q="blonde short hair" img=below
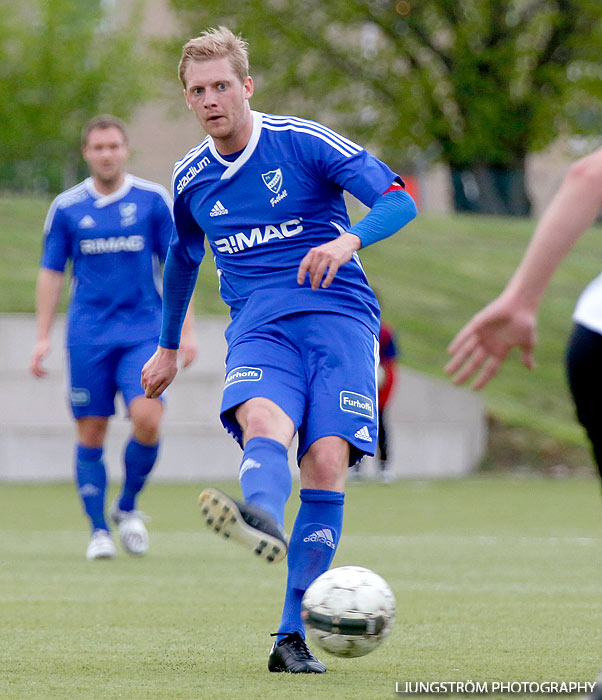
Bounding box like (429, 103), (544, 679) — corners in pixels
(179, 26), (249, 88)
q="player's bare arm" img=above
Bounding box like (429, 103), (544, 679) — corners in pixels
(141, 347), (179, 398)
(446, 145), (602, 389)
(297, 233), (361, 290)
(30, 268), (65, 378)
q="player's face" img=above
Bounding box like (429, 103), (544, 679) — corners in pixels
(82, 127), (129, 190)
(183, 56), (254, 154)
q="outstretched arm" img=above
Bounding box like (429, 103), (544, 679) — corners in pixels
(30, 268), (65, 377)
(446, 146), (602, 389)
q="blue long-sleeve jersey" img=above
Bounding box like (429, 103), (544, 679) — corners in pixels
(41, 175), (173, 347)
(163, 111), (410, 347)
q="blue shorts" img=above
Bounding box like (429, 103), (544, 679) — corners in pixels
(66, 339), (161, 419)
(221, 313), (379, 466)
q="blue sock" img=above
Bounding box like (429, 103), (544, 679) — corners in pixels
(277, 488), (345, 640)
(75, 444), (108, 533)
(239, 437), (292, 528)
(118, 438), (159, 512)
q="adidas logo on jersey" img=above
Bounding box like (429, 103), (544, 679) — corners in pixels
(303, 528), (335, 549)
(210, 200), (228, 217)
(354, 426), (372, 442)
(78, 215), (96, 228)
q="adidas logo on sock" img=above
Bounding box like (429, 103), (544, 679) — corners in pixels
(209, 200), (229, 217)
(79, 483), (100, 497)
(354, 425), (371, 442)
(239, 457), (261, 479)
(303, 528), (335, 549)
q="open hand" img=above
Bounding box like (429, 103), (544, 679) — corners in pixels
(445, 299), (536, 389)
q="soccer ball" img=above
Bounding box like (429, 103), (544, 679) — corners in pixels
(301, 565), (395, 657)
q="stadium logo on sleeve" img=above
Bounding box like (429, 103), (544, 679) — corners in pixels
(340, 391), (374, 418)
(176, 156), (211, 194)
(225, 366), (263, 387)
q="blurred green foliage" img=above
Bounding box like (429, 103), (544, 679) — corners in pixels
(0, 0), (150, 194)
(168, 0), (602, 213)
(169, 0), (602, 167)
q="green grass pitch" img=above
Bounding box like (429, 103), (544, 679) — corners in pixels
(1, 477), (600, 699)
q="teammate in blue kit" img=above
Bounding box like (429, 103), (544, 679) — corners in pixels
(30, 115), (197, 561)
(141, 27), (417, 672)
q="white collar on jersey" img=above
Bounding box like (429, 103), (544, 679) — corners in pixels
(208, 111), (263, 180)
(85, 174), (134, 208)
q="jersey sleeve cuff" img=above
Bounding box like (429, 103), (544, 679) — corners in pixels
(348, 189), (417, 248)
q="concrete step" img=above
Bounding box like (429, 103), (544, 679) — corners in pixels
(0, 420), (250, 482)
(0, 373), (226, 424)
(0, 314), (486, 482)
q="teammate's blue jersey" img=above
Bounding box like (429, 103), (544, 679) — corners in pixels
(170, 111), (401, 343)
(41, 175), (173, 347)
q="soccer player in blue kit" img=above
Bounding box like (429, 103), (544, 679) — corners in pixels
(30, 115), (197, 561)
(141, 27), (417, 672)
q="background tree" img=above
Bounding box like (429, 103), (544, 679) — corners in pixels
(0, 0), (149, 194)
(168, 0), (602, 215)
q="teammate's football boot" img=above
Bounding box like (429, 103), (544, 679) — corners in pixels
(268, 632), (327, 673)
(198, 487), (287, 563)
(86, 529), (116, 560)
(378, 462), (394, 483)
(110, 501), (150, 555)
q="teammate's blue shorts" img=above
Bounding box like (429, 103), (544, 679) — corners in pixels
(221, 312), (379, 466)
(66, 339), (161, 419)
